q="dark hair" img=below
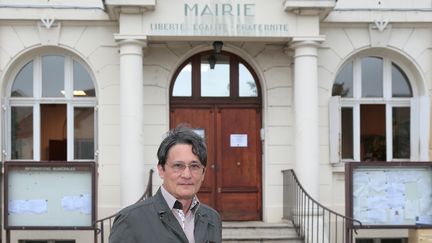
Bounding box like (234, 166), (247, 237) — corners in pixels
(157, 125), (207, 168)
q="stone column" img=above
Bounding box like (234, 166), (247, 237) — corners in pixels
(291, 39), (320, 199)
(115, 36), (147, 206)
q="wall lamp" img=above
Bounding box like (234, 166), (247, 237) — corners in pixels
(209, 41), (223, 69)
(208, 55), (217, 69)
(213, 41), (223, 54)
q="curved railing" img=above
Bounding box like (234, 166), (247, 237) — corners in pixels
(94, 169), (154, 243)
(283, 169), (362, 243)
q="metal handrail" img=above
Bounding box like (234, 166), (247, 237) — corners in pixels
(283, 169), (362, 243)
(94, 169), (154, 243)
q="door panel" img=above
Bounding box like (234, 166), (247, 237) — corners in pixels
(170, 108), (216, 207)
(217, 108), (262, 220)
(170, 106), (262, 221)
(218, 193), (260, 219)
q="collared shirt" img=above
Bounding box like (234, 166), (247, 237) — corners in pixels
(161, 186), (200, 243)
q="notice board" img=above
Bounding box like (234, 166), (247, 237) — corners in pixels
(346, 162), (432, 228)
(4, 161), (96, 230)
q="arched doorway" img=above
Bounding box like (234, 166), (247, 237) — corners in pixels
(170, 51), (262, 221)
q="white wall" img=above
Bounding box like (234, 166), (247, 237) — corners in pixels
(0, 0), (104, 8)
(0, 20), (120, 242)
(1, 0), (432, 241)
(336, 0), (432, 9)
(317, 22), (432, 213)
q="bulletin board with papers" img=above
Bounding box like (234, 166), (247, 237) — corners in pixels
(346, 162), (432, 228)
(4, 161), (96, 230)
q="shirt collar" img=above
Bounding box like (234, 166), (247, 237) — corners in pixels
(160, 185), (200, 212)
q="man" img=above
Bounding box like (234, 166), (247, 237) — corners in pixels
(109, 126), (222, 243)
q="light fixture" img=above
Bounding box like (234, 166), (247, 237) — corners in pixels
(208, 55), (217, 69)
(212, 41), (223, 54)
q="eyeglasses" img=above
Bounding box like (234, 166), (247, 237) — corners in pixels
(168, 162), (204, 174)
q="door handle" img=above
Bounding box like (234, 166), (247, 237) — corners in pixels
(210, 164), (218, 171)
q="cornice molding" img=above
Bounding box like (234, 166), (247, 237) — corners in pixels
(104, 0), (156, 20)
(284, 0), (336, 19)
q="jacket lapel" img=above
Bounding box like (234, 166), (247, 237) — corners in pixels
(154, 189), (189, 243)
(194, 208), (210, 243)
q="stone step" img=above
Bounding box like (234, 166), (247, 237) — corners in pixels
(222, 221), (302, 243)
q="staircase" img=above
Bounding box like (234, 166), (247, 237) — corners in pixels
(222, 221), (302, 243)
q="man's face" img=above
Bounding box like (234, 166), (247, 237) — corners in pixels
(158, 144), (205, 201)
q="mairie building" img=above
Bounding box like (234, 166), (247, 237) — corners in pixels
(0, 0), (431, 242)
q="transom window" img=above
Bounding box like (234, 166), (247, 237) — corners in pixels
(7, 54), (97, 161)
(171, 51), (260, 103)
(330, 55), (417, 162)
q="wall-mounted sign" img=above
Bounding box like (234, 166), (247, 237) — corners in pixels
(143, 0), (295, 38)
(230, 134), (248, 147)
(4, 161), (96, 230)
(193, 128), (205, 139)
(346, 162), (432, 228)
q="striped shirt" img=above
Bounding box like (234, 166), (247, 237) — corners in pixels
(161, 186), (200, 243)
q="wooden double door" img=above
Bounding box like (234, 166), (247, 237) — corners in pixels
(170, 106), (262, 221)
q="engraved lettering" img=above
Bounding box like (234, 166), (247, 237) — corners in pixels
(222, 4), (233, 16)
(244, 4), (255, 16)
(201, 4), (214, 16)
(185, 3), (198, 16)
(184, 3), (256, 17)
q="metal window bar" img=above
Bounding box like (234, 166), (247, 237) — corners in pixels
(283, 169), (362, 243)
(94, 169), (154, 243)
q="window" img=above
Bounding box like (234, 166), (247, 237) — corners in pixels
(172, 63), (192, 97)
(7, 54), (97, 161)
(330, 55), (429, 162)
(200, 54), (230, 97)
(239, 63), (258, 97)
(171, 51), (260, 101)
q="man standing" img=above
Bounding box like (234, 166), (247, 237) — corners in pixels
(109, 126), (222, 243)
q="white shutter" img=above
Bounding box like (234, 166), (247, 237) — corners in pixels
(94, 105), (99, 162)
(329, 96), (341, 163)
(411, 96), (430, 161)
(2, 98), (8, 161)
(411, 97), (420, 161)
(419, 96), (430, 161)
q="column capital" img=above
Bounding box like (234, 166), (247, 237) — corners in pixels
(289, 36), (325, 47)
(114, 34), (148, 48)
(288, 36), (325, 58)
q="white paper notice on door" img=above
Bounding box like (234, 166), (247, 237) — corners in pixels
(230, 134), (248, 147)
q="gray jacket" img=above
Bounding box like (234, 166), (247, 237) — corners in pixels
(109, 188), (222, 243)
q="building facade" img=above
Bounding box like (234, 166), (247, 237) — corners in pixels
(0, 0), (431, 242)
